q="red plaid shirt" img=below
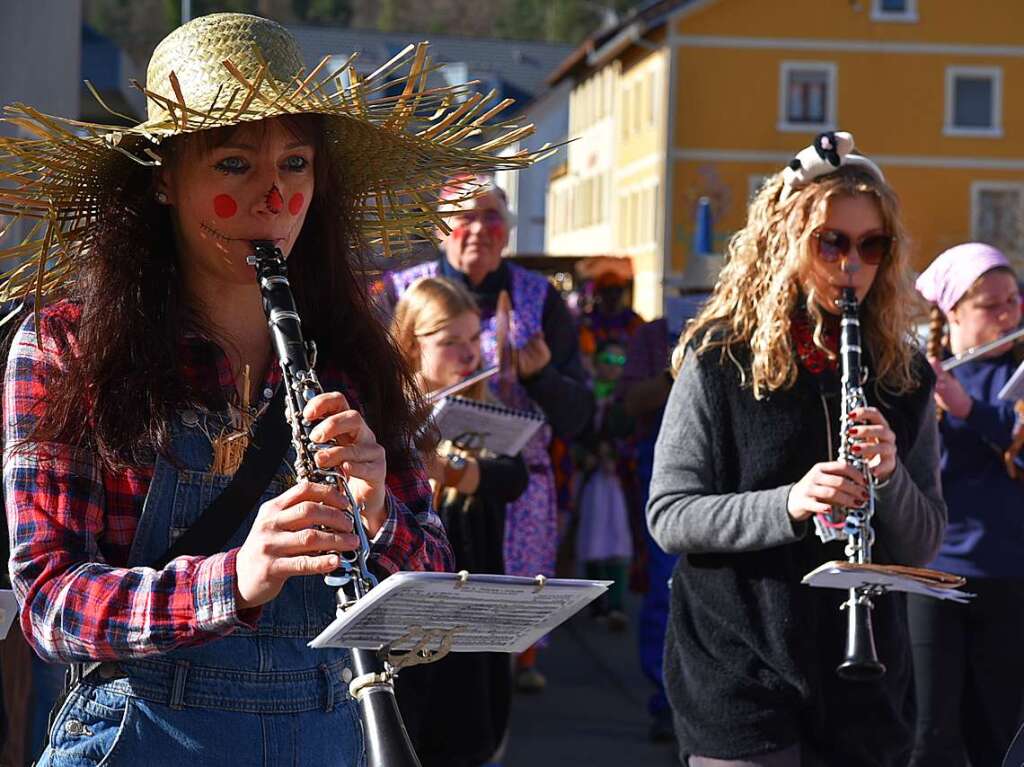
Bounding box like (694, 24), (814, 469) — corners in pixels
(3, 302), (452, 663)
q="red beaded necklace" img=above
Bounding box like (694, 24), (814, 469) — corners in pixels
(790, 306), (840, 374)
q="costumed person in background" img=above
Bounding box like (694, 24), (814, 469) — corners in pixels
(577, 265), (644, 566)
(647, 132), (946, 767)
(383, 175), (594, 692)
(0, 13), (538, 765)
(617, 315), (677, 744)
(578, 267), (644, 360)
(575, 340), (633, 631)
(911, 243), (1024, 767)
(390, 276), (528, 767)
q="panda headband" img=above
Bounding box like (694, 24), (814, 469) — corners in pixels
(780, 131), (885, 202)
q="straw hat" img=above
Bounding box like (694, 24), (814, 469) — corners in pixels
(0, 13), (537, 306)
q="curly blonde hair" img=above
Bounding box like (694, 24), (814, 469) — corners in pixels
(672, 165), (919, 398)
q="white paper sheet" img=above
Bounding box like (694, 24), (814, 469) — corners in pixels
(431, 397), (544, 456)
(0, 590), (18, 640)
(802, 563), (973, 603)
(999, 358), (1024, 401)
(310, 572), (609, 653)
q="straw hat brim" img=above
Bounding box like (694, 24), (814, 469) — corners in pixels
(0, 40), (542, 306)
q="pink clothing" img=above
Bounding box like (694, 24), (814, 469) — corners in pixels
(916, 242), (1011, 314)
(386, 260), (558, 580)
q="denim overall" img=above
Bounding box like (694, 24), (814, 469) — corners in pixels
(38, 407), (365, 767)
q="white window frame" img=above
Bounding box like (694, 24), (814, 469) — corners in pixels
(778, 61), (837, 133)
(945, 66), (1003, 138)
(871, 0), (918, 23)
(971, 181), (1024, 257)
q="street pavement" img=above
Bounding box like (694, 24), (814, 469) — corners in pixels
(505, 599), (679, 767)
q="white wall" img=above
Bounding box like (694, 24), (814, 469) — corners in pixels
(495, 79), (570, 255)
(0, 0), (82, 138)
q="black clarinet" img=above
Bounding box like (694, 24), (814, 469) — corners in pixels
(835, 287), (885, 681)
(249, 241), (422, 767)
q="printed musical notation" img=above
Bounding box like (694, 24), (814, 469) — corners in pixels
(309, 572), (608, 653)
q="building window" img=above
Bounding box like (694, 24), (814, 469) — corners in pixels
(633, 82), (642, 134)
(626, 192), (634, 246)
(871, 0), (917, 22)
(617, 196), (627, 245)
(646, 71), (656, 127)
(778, 61), (837, 133)
(972, 182), (1024, 261)
(652, 183), (660, 244)
(945, 66), (1002, 137)
(621, 87), (631, 140)
(640, 189), (651, 247)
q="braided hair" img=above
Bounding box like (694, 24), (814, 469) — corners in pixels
(926, 304), (947, 420)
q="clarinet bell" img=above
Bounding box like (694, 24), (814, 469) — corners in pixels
(836, 595), (886, 681)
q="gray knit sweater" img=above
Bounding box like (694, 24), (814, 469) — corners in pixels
(645, 345), (946, 764)
(647, 354), (946, 564)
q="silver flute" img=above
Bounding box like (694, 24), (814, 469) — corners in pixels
(834, 287), (886, 681)
(249, 241), (422, 767)
(940, 325), (1024, 371)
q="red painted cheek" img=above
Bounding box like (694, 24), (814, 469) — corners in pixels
(485, 222), (508, 239)
(288, 193), (304, 216)
(213, 194), (237, 219)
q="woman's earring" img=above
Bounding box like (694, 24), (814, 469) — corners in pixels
(155, 191), (168, 204)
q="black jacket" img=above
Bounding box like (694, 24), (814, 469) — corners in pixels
(651, 345), (942, 766)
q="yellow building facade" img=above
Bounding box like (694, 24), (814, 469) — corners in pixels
(549, 0), (1024, 319)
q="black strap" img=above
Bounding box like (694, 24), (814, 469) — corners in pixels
(41, 385), (291, 753)
(153, 384), (291, 568)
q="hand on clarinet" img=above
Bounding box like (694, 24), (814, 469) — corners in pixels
(787, 461), (868, 522)
(847, 406), (898, 482)
(303, 391), (388, 524)
(787, 407), (898, 522)
(236, 481), (357, 609)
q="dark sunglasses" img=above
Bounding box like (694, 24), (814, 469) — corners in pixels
(812, 229), (894, 266)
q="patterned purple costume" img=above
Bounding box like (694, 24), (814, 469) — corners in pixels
(387, 261), (557, 580)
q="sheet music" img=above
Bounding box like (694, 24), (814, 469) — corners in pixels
(0, 590), (17, 640)
(432, 396), (544, 455)
(802, 562), (973, 603)
(999, 358), (1024, 401)
(310, 572), (608, 653)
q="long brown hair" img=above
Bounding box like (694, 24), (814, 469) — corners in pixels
(20, 115), (422, 470)
(674, 165), (920, 398)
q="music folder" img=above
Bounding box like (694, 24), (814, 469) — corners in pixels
(431, 396), (545, 456)
(998, 357), (1024, 401)
(310, 571), (609, 654)
(802, 561), (972, 603)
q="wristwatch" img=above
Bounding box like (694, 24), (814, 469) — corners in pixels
(442, 454), (469, 489)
